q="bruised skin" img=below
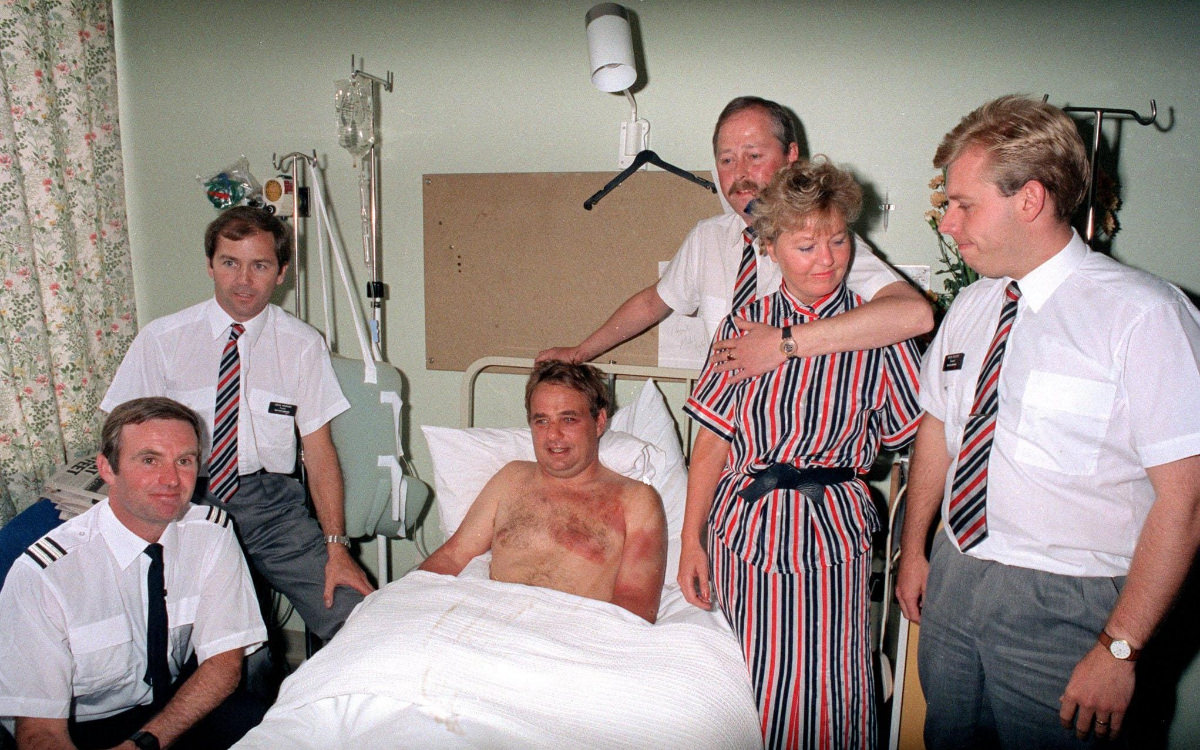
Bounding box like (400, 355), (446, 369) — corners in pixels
(491, 463), (630, 602)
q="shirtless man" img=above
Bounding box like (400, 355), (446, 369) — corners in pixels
(420, 361), (667, 623)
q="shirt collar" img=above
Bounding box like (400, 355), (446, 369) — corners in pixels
(1011, 229), (1089, 313)
(204, 298), (269, 348)
(778, 281), (849, 320)
(97, 500), (179, 571)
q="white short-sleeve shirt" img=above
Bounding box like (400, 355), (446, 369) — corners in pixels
(920, 231), (1200, 576)
(0, 501), (266, 726)
(656, 212), (902, 344)
(101, 300), (350, 474)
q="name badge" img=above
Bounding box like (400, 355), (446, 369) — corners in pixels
(268, 402), (298, 416)
(943, 353), (965, 371)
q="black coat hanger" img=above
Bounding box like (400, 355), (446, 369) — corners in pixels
(583, 150), (717, 210)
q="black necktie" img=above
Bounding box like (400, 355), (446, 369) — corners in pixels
(144, 543), (171, 705)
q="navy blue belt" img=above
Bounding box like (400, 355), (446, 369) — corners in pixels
(736, 463), (856, 504)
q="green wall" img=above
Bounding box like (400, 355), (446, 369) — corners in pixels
(112, 1), (1199, 742)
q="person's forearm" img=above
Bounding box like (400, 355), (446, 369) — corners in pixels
(14, 718), (76, 750)
(898, 414), (950, 561)
(794, 281), (932, 358)
(682, 428), (728, 547)
(575, 284), (673, 361)
(140, 649), (242, 746)
(301, 426), (347, 538)
(1101, 455), (1200, 648)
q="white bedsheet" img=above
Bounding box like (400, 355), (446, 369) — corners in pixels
(236, 558), (762, 749)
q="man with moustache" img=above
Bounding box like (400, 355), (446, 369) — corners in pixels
(538, 96), (931, 375)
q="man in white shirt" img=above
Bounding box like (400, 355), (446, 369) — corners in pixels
(0, 397), (267, 750)
(101, 207), (374, 645)
(896, 95), (1200, 748)
(538, 96), (932, 373)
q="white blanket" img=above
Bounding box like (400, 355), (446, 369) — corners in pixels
(236, 562), (762, 749)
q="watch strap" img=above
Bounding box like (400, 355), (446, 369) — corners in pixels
(1097, 629), (1140, 661)
(129, 730), (160, 750)
(324, 534), (351, 547)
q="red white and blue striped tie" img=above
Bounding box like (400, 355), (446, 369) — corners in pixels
(947, 281), (1020, 551)
(731, 229), (757, 311)
(209, 323), (244, 503)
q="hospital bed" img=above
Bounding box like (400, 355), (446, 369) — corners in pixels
(234, 358), (764, 749)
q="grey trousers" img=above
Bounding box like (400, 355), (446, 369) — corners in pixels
(918, 533), (1126, 750)
(197, 473), (363, 642)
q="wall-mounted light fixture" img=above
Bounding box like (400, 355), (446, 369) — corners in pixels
(585, 3), (648, 168)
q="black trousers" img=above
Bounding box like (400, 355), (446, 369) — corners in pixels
(67, 663), (266, 750)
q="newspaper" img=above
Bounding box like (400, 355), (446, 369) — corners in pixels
(43, 456), (109, 521)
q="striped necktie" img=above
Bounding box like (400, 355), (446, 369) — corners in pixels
(731, 228), (757, 311)
(143, 543), (171, 706)
(947, 281), (1021, 552)
(209, 322), (244, 503)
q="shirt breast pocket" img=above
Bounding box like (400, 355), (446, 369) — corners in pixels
(168, 595), (199, 670)
(248, 388), (296, 451)
(1015, 370), (1115, 475)
(68, 615), (138, 694)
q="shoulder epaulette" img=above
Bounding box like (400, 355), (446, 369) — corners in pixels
(22, 535), (69, 569)
(202, 505), (231, 528)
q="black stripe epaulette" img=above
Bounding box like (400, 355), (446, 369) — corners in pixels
(203, 505), (232, 528)
(22, 535), (69, 569)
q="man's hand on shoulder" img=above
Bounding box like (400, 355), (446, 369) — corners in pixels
(710, 318), (786, 381)
(323, 543), (375, 608)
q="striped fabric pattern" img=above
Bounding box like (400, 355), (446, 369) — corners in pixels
(731, 229), (758, 311)
(684, 281), (921, 748)
(712, 539), (876, 749)
(947, 281), (1020, 552)
(685, 283), (923, 573)
(208, 323), (244, 503)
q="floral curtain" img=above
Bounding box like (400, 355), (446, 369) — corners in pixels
(0, 0), (134, 524)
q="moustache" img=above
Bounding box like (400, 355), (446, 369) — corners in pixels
(726, 179), (759, 197)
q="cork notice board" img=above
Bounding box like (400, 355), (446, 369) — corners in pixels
(423, 171), (721, 371)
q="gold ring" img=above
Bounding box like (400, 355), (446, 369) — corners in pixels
(1095, 720), (1109, 726)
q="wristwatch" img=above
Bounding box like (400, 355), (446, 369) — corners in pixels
(129, 730), (160, 750)
(1097, 630), (1141, 661)
(780, 326), (798, 359)
(324, 534), (351, 547)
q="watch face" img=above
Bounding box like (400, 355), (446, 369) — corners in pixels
(1110, 640), (1132, 660)
(780, 339), (797, 357)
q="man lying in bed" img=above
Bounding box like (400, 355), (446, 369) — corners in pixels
(420, 361), (667, 623)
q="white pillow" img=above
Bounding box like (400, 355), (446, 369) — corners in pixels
(420, 380), (689, 584)
(421, 426), (668, 537)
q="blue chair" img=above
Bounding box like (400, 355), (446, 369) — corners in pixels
(0, 498), (64, 587)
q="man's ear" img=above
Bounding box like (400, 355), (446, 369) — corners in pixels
(96, 452), (117, 485)
(595, 408), (608, 437)
(1017, 180), (1050, 222)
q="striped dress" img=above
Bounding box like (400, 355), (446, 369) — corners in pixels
(685, 282), (921, 750)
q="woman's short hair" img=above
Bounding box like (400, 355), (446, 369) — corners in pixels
(204, 205), (293, 268)
(752, 157), (863, 245)
(933, 95), (1089, 220)
(525, 361), (611, 421)
(101, 397), (204, 469)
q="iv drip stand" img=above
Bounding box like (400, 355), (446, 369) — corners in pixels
(1061, 101), (1158, 243)
(272, 150), (318, 319)
(349, 55), (393, 357)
